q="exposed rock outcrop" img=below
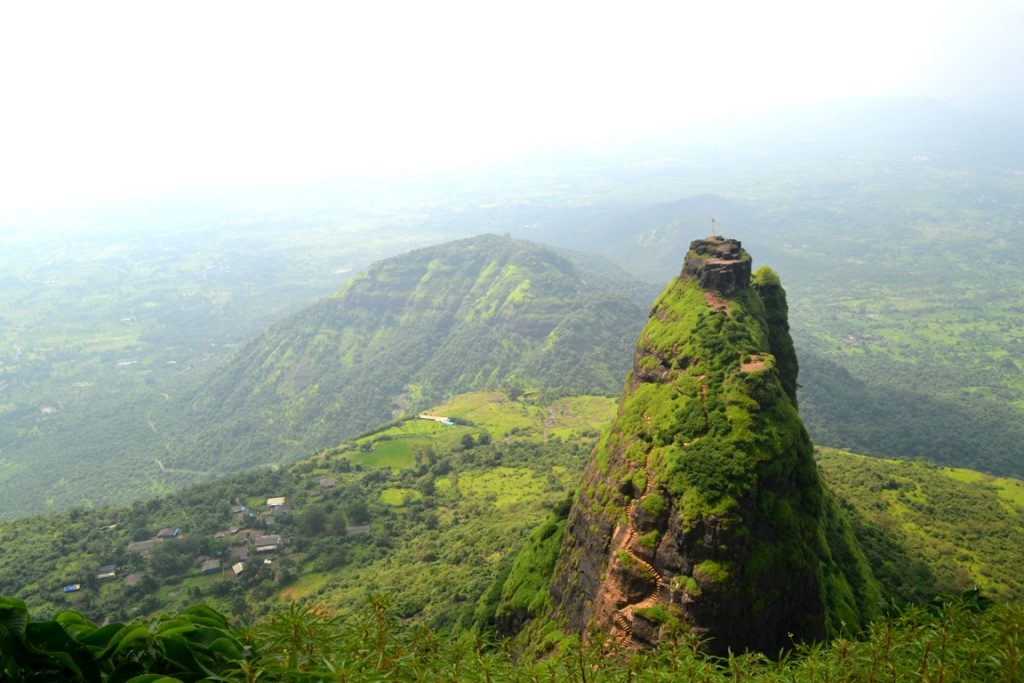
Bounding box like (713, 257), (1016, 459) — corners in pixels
(680, 236), (751, 296)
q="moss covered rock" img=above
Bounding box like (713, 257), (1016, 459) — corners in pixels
(545, 236), (879, 655)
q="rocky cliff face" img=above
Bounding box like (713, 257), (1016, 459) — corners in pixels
(679, 235), (752, 296)
(548, 236), (876, 655)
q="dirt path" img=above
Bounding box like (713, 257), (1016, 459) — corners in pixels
(740, 354), (767, 373)
(703, 291), (729, 312)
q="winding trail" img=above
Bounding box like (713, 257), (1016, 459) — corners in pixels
(612, 453), (666, 640)
(614, 374), (708, 641)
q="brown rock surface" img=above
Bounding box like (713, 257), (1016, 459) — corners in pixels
(680, 236), (752, 297)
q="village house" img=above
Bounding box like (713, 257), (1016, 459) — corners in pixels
(319, 477), (337, 489)
(157, 527), (181, 539)
(95, 564), (118, 581)
(254, 535), (283, 553)
(200, 559), (222, 575)
(126, 539), (160, 555)
(231, 562), (245, 577)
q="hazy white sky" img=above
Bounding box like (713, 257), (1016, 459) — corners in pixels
(1, 0), (1021, 211)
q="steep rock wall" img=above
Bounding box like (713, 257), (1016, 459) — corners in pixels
(549, 236), (876, 655)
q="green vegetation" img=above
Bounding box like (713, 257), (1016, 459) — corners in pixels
(0, 234), (641, 520)
(818, 447), (1024, 602)
(163, 235), (643, 495)
(4, 592), (1022, 682)
(478, 501), (570, 636)
(352, 439), (418, 471)
(0, 391), (612, 628)
(0, 597), (247, 682)
(1, 388), (1023, 673)
(545, 244), (878, 654)
(0, 219), (440, 520)
(599, 167), (1024, 478)
(4, 139), (1024, 520)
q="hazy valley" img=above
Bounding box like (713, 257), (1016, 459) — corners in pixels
(2, 99), (1024, 680)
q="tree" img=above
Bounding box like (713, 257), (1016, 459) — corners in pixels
(299, 507), (327, 536)
(346, 499), (370, 525)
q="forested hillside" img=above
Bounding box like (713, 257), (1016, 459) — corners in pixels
(0, 217), (444, 519)
(818, 448), (1024, 602)
(163, 235), (644, 473)
(0, 235), (645, 517)
(0, 391), (614, 623)
(5, 148), (1023, 518)
(2, 390), (1021, 630)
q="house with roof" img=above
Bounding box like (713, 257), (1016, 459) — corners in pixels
(200, 559), (222, 575)
(319, 477), (337, 489)
(95, 565), (118, 581)
(126, 539), (160, 555)
(229, 545), (250, 562)
(157, 527), (181, 539)
(231, 562), (245, 576)
(254, 534), (283, 553)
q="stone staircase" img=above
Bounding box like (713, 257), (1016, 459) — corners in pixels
(612, 452), (667, 642)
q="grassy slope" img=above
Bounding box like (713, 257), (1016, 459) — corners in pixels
(0, 235), (643, 519)
(0, 391), (616, 625)
(817, 447), (1024, 602)
(164, 235), (642, 476)
(1, 390), (1021, 633)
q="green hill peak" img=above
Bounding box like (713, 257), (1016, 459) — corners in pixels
(543, 236), (878, 654)
(170, 234), (646, 475)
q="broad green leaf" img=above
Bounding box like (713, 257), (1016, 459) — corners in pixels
(124, 675), (185, 683)
(0, 596), (28, 639)
(114, 625), (155, 655)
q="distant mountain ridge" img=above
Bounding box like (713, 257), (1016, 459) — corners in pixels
(164, 234), (646, 472)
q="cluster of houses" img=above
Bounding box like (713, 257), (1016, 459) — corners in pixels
(65, 472), (362, 597)
(125, 526), (181, 555)
(66, 498), (297, 595)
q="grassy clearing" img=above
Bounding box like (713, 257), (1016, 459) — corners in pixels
(457, 467), (545, 509)
(545, 395), (617, 440)
(351, 439), (421, 471)
(278, 571), (329, 601)
(428, 391), (616, 442)
(430, 392), (541, 439)
(379, 488), (423, 506)
(940, 467), (1024, 510)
